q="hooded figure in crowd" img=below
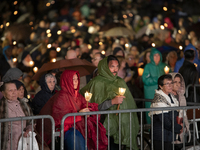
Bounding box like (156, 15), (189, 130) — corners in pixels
(174, 43), (200, 76)
(37, 70), (108, 150)
(2, 68), (23, 82)
(32, 73), (56, 115)
(170, 73), (191, 145)
(80, 55), (139, 150)
(142, 48), (167, 124)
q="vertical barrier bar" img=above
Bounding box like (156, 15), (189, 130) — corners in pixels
(172, 110), (174, 150)
(129, 112), (132, 150)
(193, 109), (195, 148)
(32, 119), (34, 150)
(162, 111), (164, 150)
(151, 114), (153, 150)
(11, 121), (13, 150)
(183, 109), (185, 150)
(42, 118), (44, 150)
(0, 122), (1, 150)
(97, 114), (99, 150)
(108, 114), (110, 150)
(74, 116), (76, 150)
(119, 113), (121, 150)
(140, 111), (143, 150)
(85, 115), (87, 150)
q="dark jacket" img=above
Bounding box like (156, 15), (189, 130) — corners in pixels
(0, 55), (11, 78)
(32, 75), (55, 115)
(179, 60), (199, 102)
(179, 60), (199, 88)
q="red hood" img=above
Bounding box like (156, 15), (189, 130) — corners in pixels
(60, 70), (80, 96)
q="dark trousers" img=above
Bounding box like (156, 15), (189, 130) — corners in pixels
(153, 141), (182, 150)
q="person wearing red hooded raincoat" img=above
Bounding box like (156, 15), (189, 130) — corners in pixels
(36, 70), (108, 150)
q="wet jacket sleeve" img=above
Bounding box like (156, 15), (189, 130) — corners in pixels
(98, 100), (112, 110)
(142, 66), (158, 86)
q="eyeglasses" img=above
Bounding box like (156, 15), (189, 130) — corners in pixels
(163, 82), (173, 86)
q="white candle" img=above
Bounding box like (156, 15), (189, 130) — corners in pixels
(164, 66), (169, 74)
(119, 88), (126, 96)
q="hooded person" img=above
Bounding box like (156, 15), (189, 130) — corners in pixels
(36, 70), (108, 150)
(32, 73), (56, 115)
(80, 55), (139, 150)
(2, 68), (23, 82)
(142, 47), (168, 124)
(174, 43), (200, 76)
(170, 73), (191, 145)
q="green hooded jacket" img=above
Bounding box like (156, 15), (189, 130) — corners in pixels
(142, 48), (168, 99)
(80, 57), (139, 149)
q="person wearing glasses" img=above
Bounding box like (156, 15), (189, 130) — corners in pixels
(149, 74), (183, 150)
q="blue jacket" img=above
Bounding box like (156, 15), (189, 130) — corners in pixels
(174, 44), (200, 76)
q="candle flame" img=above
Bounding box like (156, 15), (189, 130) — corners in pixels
(119, 88), (126, 96)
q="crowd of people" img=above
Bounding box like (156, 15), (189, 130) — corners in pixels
(0, 0), (200, 149)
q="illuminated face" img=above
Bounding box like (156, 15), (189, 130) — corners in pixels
(92, 54), (102, 67)
(108, 60), (119, 76)
(153, 53), (160, 65)
(46, 76), (56, 92)
(2, 83), (18, 101)
(160, 79), (173, 95)
(173, 77), (181, 92)
(73, 74), (78, 90)
(17, 85), (25, 99)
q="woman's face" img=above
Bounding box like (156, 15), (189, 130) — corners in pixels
(146, 52), (151, 63)
(2, 83), (18, 101)
(73, 74), (78, 90)
(173, 77), (181, 92)
(160, 79), (173, 95)
(153, 53), (160, 65)
(17, 85), (25, 99)
(46, 76), (56, 92)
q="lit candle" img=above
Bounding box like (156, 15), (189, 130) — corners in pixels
(56, 47), (61, 52)
(101, 50), (105, 55)
(152, 43), (156, 47)
(52, 58), (56, 62)
(57, 30), (62, 35)
(164, 66), (169, 74)
(138, 68), (144, 76)
(199, 78), (200, 84)
(194, 63), (198, 68)
(179, 45), (183, 50)
(85, 91), (92, 108)
(29, 60), (34, 67)
(160, 25), (165, 30)
(116, 88), (126, 115)
(33, 67), (38, 73)
(12, 58), (17, 63)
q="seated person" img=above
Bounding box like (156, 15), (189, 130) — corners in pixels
(37, 70), (108, 150)
(149, 74), (182, 150)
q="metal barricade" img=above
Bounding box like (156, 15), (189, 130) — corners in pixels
(0, 115), (55, 150)
(185, 84), (200, 103)
(60, 105), (200, 150)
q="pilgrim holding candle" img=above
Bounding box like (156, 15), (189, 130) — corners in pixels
(37, 70), (108, 150)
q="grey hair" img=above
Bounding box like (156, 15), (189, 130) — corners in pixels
(45, 73), (57, 84)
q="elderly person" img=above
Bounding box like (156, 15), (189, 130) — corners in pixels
(149, 74), (182, 150)
(37, 70), (108, 150)
(0, 81), (33, 150)
(170, 73), (191, 145)
(32, 73), (56, 115)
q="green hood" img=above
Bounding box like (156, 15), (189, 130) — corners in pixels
(80, 56), (139, 149)
(150, 48), (162, 65)
(98, 56), (117, 81)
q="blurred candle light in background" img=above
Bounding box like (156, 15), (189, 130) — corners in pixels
(33, 67), (38, 73)
(179, 45), (183, 50)
(47, 44), (52, 49)
(56, 47), (61, 52)
(12, 58), (17, 63)
(101, 50), (105, 55)
(152, 43), (156, 47)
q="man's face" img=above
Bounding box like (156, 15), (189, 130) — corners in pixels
(92, 54), (102, 67)
(108, 60), (119, 76)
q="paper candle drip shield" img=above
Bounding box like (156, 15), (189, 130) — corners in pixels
(119, 88), (126, 96)
(85, 92), (92, 102)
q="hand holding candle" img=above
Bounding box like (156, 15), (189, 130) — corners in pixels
(116, 88), (126, 115)
(85, 91), (92, 108)
(164, 66), (169, 74)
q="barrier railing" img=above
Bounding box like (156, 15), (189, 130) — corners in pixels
(60, 105), (200, 150)
(1, 105), (200, 150)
